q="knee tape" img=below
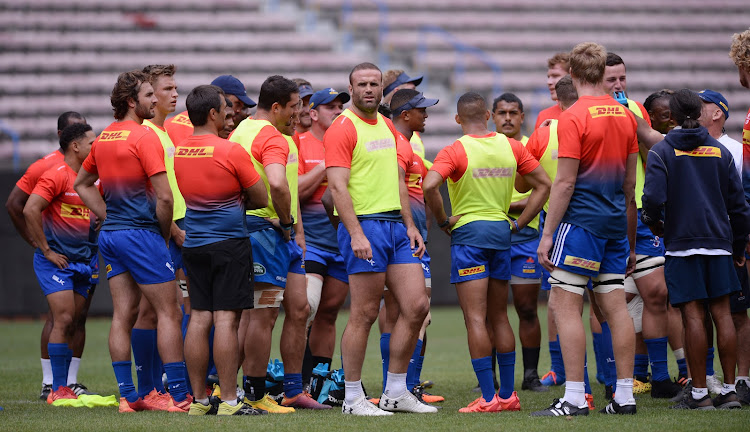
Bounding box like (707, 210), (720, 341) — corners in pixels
(592, 273), (625, 294)
(633, 255), (665, 280)
(624, 275), (639, 295)
(305, 274), (324, 327)
(510, 275), (542, 285)
(548, 269), (590, 296)
(177, 279), (189, 298)
(627, 293), (644, 333)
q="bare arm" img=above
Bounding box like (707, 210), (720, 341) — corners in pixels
(243, 180), (268, 210)
(398, 167), (425, 257)
(327, 166), (371, 260)
(6, 186), (36, 247)
(538, 157), (579, 271)
(265, 163), (292, 241)
(149, 172), (174, 242)
(623, 152), (638, 276)
(422, 171), (461, 236)
(508, 197), (528, 214)
(74, 168), (106, 221)
(170, 222), (185, 248)
(298, 163), (326, 202)
(23, 194), (68, 269)
(294, 200), (305, 254)
(515, 166), (551, 231)
(320, 187), (339, 228)
(635, 116), (663, 151)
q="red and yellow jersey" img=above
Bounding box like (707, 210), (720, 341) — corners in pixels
(81, 120), (166, 234)
(557, 95), (638, 239)
(16, 150), (64, 195)
(174, 134), (261, 248)
(165, 110), (194, 147)
(32, 163), (96, 262)
(297, 130), (338, 251)
(396, 130), (428, 239)
(534, 104), (563, 129)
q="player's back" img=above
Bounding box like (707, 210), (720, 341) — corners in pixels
(16, 150), (64, 194)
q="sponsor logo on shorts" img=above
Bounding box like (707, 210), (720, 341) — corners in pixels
(275, 275), (287, 283)
(673, 146), (721, 158)
(52, 275), (65, 285)
(364, 138), (395, 152)
(166, 262), (174, 274)
(472, 167), (513, 178)
(175, 146), (214, 158)
(106, 264), (112, 275)
(563, 255), (601, 271)
(172, 113), (192, 126)
(458, 265), (486, 276)
(588, 105), (627, 118)
(99, 130), (131, 141)
(254, 263), (266, 276)
(60, 203), (90, 220)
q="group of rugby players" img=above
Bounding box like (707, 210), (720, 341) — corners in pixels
(7, 28), (750, 417)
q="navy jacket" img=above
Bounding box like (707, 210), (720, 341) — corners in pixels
(641, 126), (750, 256)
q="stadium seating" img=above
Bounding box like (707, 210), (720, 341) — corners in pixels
(1, 0), (748, 160)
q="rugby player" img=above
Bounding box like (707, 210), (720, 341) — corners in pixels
(533, 42), (638, 416)
(534, 53), (570, 129)
(423, 92), (550, 413)
(325, 62), (434, 415)
(24, 123), (96, 403)
(6, 112), (94, 399)
(74, 70), (190, 413)
(176, 85), (268, 416)
(293, 79), (315, 135)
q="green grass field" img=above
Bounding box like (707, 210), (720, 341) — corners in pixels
(1, 305), (748, 431)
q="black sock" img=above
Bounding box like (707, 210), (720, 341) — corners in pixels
(522, 346), (541, 374)
(243, 376), (266, 402)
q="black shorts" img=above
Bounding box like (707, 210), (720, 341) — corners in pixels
(731, 264), (750, 314)
(183, 238), (254, 311)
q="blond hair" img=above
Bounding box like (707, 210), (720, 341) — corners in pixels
(569, 42), (607, 86)
(729, 29), (750, 70)
(383, 69), (404, 92)
(142, 64), (176, 84)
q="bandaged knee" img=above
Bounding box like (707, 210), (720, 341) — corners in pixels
(626, 292), (644, 333)
(632, 255), (665, 280)
(305, 275), (324, 327)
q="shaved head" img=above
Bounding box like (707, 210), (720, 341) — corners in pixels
(457, 92), (488, 122)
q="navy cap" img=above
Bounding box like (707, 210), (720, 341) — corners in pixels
(391, 92), (438, 116)
(210, 75), (257, 108)
(384, 72), (423, 96)
(698, 89), (729, 120)
(298, 84), (315, 99)
(309, 88), (351, 110)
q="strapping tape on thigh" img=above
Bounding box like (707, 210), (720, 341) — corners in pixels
(548, 276), (588, 290)
(592, 278), (624, 288)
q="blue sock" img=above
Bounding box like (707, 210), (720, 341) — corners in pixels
(634, 353), (650, 380)
(48, 343), (69, 391)
(380, 333), (391, 393)
(644, 337), (669, 382)
(164, 361), (188, 402)
(600, 322), (617, 391)
(496, 351), (515, 399)
(65, 348), (73, 380)
(207, 326), (216, 380)
(706, 347), (715, 376)
(677, 358), (688, 377)
(416, 355), (425, 384)
(592, 331), (605, 384)
(583, 352), (592, 394)
(152, 330), (165, 393)
(549, 337), (565, 378)
(112, 361), (138, 402)
(471, 356), (496, 402)
(406, 339), (423, 390)
(284, 373), (303, 398)
(131, 329), (156, 397)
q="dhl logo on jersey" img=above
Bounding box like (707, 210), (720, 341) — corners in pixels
(472, 167), (513, 178)
(743, 129), (750, 146)
(563, 255), (600, 271)
(458, 265), (486, 277)
(407, 172), (422, 188)
(288, 153), (298, 164)
(674, 146), (721, 158)
(588, 105), (627, 119)
(60, 203), (90, 220)
(175, 146), (214, 158)
(172, 113), (192, 126)
(99, 130), (131, 141)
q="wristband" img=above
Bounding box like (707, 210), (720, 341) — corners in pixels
(438, 218), (450, 229)
(280, 216), (294, 230)
(512, 220), (519, 232)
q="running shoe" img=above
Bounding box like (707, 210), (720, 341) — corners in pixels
(118, 397), (149, 413)
(540, 371), (565, 386)
(712, 391), (742, 410)
(458, 395), (502, 413)
(530, 398), (588, 417)
(671, 392), (714, 410)
(342, 395), (392, 416)
(69, 383), (94, 396)
(379, 391), (438, 413)
(39, 384), (52, 401)
(599, 399), (636, 414)
(46, 386), (77, 404)
(217, 399), (267, 416)
(282, 391), (331, 409)
(248, 394), (295, 413)
(706, 375), (723, 395)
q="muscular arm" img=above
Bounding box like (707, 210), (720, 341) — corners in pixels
(74, 168), (106, 221)
(243, 180), (268, 210)
(538, 157), (579, 270)
(298, 163), (326, 202)
(422, 171), (461, 236)
(635, 116), (663, 151)
(327, 166), (371, 259)
(265, 163), (292, 226)
(508, 197), (528, 214)
(149, 172), (174, 242)
(24, 194), (68, 269)
(6, 186), (36, 247)
(398, 167), (425, 256)
(515, 166), (551, 231)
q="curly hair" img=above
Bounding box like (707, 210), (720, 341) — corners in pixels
(729, 29), (750, 70)
(111, 70), (149, 120)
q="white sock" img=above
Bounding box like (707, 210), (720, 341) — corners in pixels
(383, 372), (407, 397)
(222, 398), (238, 406)
(721, 383), (736, 395)
(735, 376), (749, 385)
(41, 358), (52, 385)
(561, 381), (585, 407)
(692, 387), (708, 399)
(344, 380), (363, 405)
(195, 397), (209, 405)
(673, 348), (685, 360)
(614, 378), (634, 405)
(67, 357), (81, 385)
